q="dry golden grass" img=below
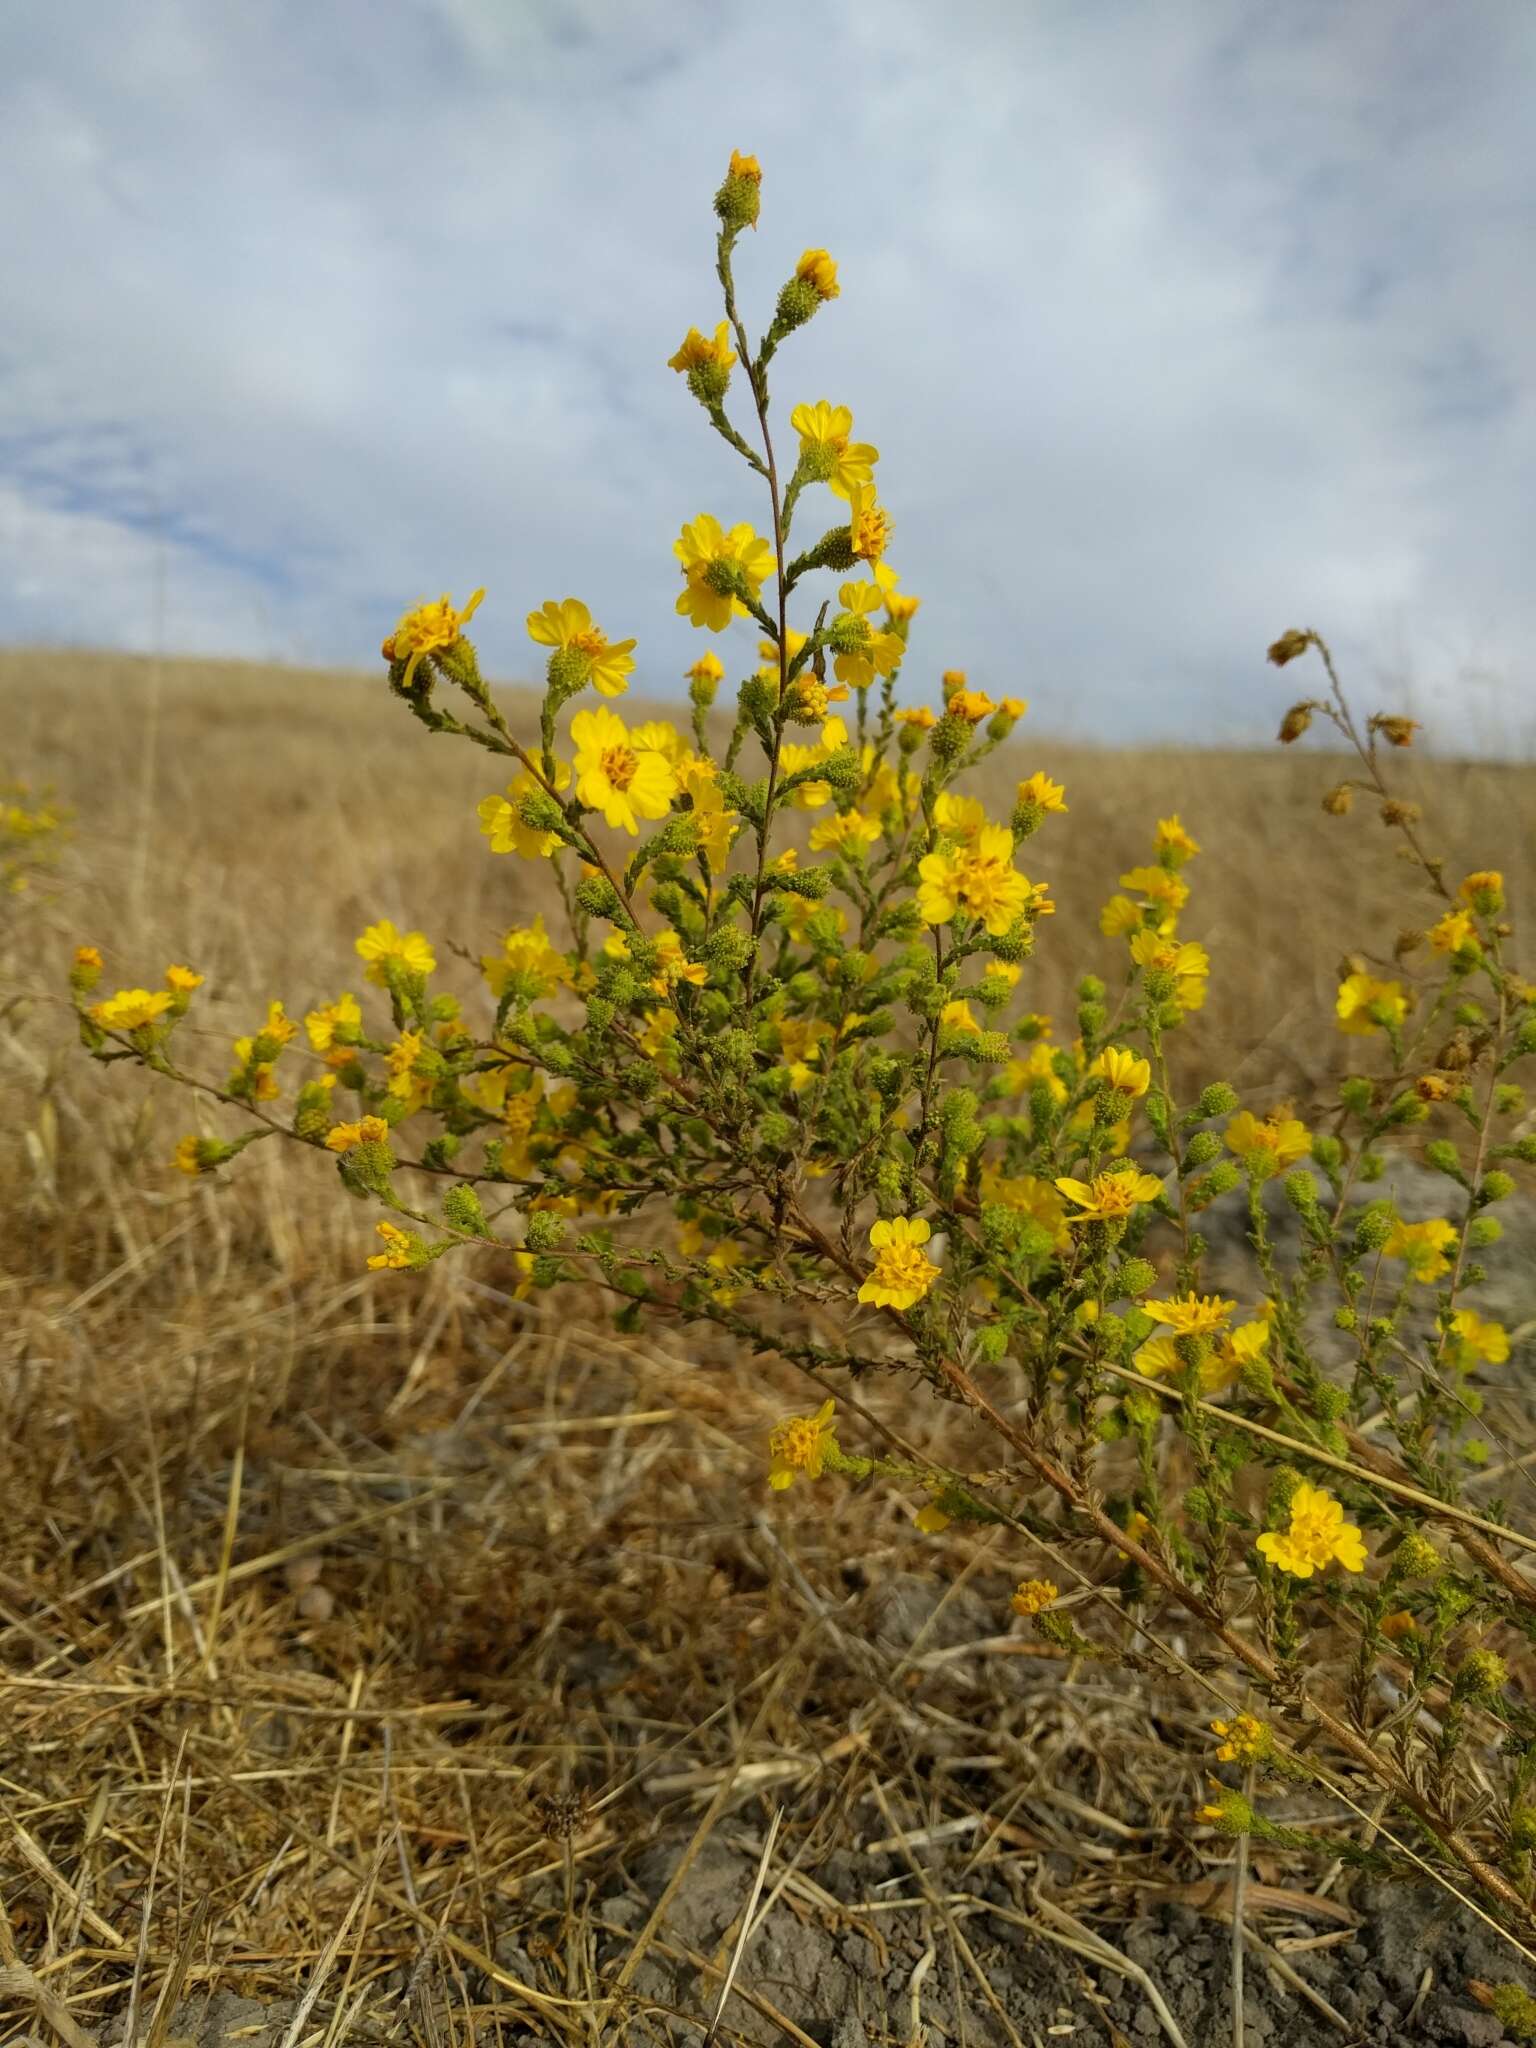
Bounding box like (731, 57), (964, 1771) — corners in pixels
(3, 647), (1535, 2043)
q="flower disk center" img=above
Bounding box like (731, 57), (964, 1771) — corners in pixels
(601, 744), (639, 792)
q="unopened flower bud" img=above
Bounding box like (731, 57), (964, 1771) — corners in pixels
(1321, 782), (1354, 815)
(1453, 1649), (1508, 1702)
(1278, 702), (1314, 743)
(442, 1185), (488, 1236)
(1267, 630), (1312, 667)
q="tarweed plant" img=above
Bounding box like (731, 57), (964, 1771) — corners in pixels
(76, 158), (1536, 1948)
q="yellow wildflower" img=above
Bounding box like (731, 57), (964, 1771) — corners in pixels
(940, 998), (980, 1034)
(917, 825), (1040, 937)
(858, 1215), (940, 1311)
(1256, 1481), (1366, 1578)
(795, 248), (839, 300)
(305, 992), (362, 1051)
(481, 914), (572, 1000)
(809, 808), (882, 854)
(639, 1007), (677, 1059)
(768, 1397), (838, 1490)
(1099, 894), (1145, 938)
(324, 1115), (391, 1154)
(1446, 1309), (1510, 1370)
(674, 514), (774, 631)
(92, 988), (173, 1031)
(356, 920), (436, 984)
(367, 1220), (416, 1272)
(1055, 1169), (1164, 1221)
(1382, 1215), (1458, 1282)
(1430, 908), (1478, 955)
(790, 400), (877, 501)
(1090, 1046), (1152, 1098)
(570, 706), (679, 834)
(933, 792), (988, 845)
(1017, 772), (1067, 814)
(1011, 1578), (1057, 1617)
(1336, 972), (1409, 1036)
(172, 1136), (204, 1176)
(667, 321), (736, 382)
(831, 579), (903, 689)
(525, 597), (636, 698)
(1459, 870), (1504, 914)
(1211, 1714), (1268, 1764)
(1129, 930), (1209, 1011)
(1224, 1109), (1311, 1173)
(1145, 1292), (1235, 1336)
(478, 760), (572, 860)
(846, 478), (890, 562)
(74, 944), (103, 971)
(1155, 815), (1201, 863)
(1120, 864), (1190, 917)
(165, 964), (204, 995)
(386, 588), (484, 687)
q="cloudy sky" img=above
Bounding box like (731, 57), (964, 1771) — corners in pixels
(3, 0), (1533, 743)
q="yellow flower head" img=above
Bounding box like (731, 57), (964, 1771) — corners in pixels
(1017, 772), (1067, 815)
(1129, 930), (1210, 1011)
(932, 792), (988, 846)
(1120, 865), (1190, 916)
(1155, 815), (1201, 864)
(74, 944), (103, 971)
(1256, 1481), (1367, 1579)
(325, 1115), (391, 1154)
(809, 807), (882, 855)
(1011, 1578), (1057, 1618)
(917, 825), (1041, 937)
(386, 588), (484, 686)
(1211, 1713), (1269, 1765)
(305, 991), (362, 1051)
(768, 1397), (838, 1490)
(895, 704), (935, 730)
(667, 321), (737, 381)
(172, 1135), (205, 1176)
(1099, 895), (1146, 938)
(570, 706), (679, 835)
(165, 964), (204, 995)
(526, 597), (636, 698)
(1429, 908), (1478, 956)
(1459, 869), (1505, 914)
(795, 248), (840, 301)
(1090, 1046), (1152, 1099)
(686, 648), (725, 690)
(950, 689), (995, 723)
(93, 987), (173, 1031)
(1055, 1168), (1164, 1221)
(790, 400), (878, 502)
(367, 1220), (416, 1272)
(482, 913), (573, 1000)
(478, 759), (572, 861)
(846, 479), (890, 563)
(858, 1215), (940, 1311)
(1336, 972), (1409, 1036)
(1224, 1109), (1312, 1174)
(356, 920), (436, 985)
(674, 514), (774, 631)
(1446, 1309), (1510, 1371)
(1145, 1292), (1235, 1335)
(1382, 1215), (1457, 1282)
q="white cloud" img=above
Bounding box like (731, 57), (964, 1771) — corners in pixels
(1, 0), (1532, 743)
